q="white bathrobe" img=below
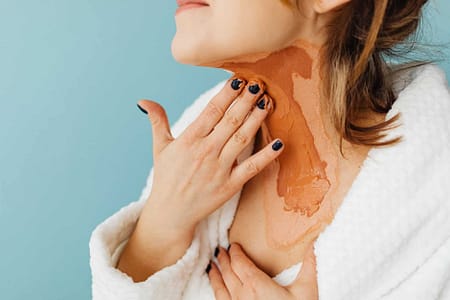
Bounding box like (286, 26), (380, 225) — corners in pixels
(89, 63), (450, 300)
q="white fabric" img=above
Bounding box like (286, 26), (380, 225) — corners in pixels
(272, 261), (303, 286)
(89, 63), (450, 300)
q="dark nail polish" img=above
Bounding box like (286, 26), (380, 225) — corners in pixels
(231, 78), (243, 90)
(137, 103), (147, 114)
(257, 97), (266, 110)
(248, 83), (260, 94)
(214, 247), (219, 257)
(227, 244), (231, 252)
(205, 263), (212, 274)
(272, 140), (283, 151)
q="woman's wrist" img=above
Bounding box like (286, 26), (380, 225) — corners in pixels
(134, 209), (196, 250)
(139, 200), (198, 241)
(115, 206), (197, 282)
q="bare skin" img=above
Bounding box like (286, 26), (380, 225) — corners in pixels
(117, 0), (389, 297)
(204, 39), (387, 281)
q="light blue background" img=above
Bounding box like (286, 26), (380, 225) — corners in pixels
(0, 1), (448, 299)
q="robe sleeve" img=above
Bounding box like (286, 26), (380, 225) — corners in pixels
(88, 79), (228, 300)
(89, 173), (202, 299)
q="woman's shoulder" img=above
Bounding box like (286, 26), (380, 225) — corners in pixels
(385, 63), (450, 145)
(389, 62), (449, 106)
(313, 63), (450, 299)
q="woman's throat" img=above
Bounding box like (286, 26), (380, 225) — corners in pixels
(208, 40), (341, 248)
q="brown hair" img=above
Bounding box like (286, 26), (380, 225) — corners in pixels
(283, 0), (432, 156)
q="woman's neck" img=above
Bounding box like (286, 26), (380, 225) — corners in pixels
(204, 39), (349, 218)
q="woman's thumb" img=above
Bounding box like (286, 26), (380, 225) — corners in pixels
(137, 100), (174, 155)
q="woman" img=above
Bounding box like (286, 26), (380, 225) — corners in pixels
(89, 0), (450, 299)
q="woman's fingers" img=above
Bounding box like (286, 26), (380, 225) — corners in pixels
(208, 262), (231, 300)
(219, 94), (273, 167)
(209, 243), (295, 300)
(182, 76), (247, 140)
(287, 241), (319, 299)
(207, 79), (266, 152)
(228, 138), (284, 190)
(228, 243), (265, 284)
(216, 247), (242, 295)
(137, 99), (174, 156)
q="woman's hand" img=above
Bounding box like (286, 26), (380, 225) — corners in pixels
(138, 76), (282, 235)
(117, 76), (284, 281)
(208, 242), (319, 300)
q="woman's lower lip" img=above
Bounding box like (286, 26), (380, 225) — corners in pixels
(175, 3), (208, 15)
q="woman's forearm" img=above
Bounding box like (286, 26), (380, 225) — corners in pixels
(116, 208), (196, 282)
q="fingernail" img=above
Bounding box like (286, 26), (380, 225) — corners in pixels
(257, 96), (266, 110)
(231, 78), (244, 90)
(214, 246), (219, 257)
(137, 103), (147, 115)
(248, 82), (260, 94)
(272, 140), (283, 151)
(205, 262), (212, 274)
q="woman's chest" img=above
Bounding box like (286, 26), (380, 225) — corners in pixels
(227, 168), (327, 279)
(227, 146), (369, 280)
(226, 118), (374, 281)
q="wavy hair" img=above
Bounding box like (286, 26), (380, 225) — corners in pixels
(281, 0), (432, 156)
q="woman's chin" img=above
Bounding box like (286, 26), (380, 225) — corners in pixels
(171, 47), (216, 68)
(171, 39), (203, 65)
(171, 35), (231, 67)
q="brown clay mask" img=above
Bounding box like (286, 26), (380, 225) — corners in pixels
(201, 39), (340, 248)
